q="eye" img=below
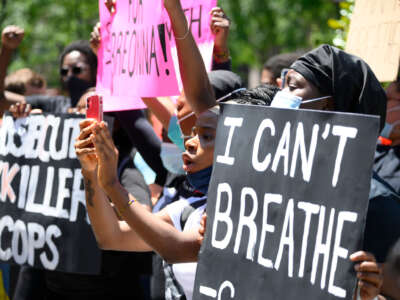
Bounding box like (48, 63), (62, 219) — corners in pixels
(201, 133), (214, 141)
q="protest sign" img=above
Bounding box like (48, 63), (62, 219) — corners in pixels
(0, 113), (101, 274)
(96, 0), (216, 111)
(193, 104), (380, 300)
(346, 0), (400, 82)
(96, 0), (179, 111)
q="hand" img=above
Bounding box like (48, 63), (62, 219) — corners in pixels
(198, 213), (207, 245)
(350, 251), (383, 300)
(149, 183), (163, 207)
(91, 121), (119, 191)
(104, 0), (116, 14)
(210, 7), (230, 63)
(75, 119), (98, 172)
(9, 102), (31, 119)
(90, 22), (101, 55)
(1, 25), (24, 50)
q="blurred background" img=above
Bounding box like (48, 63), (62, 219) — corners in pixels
(0, 0), (354, 89)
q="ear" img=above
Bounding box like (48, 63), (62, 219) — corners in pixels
(276, 78), (283, 88)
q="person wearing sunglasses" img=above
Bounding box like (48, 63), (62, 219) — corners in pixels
(0, 39), (97, 115)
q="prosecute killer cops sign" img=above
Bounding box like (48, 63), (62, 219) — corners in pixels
(96, 0), (216, 112)
(193, 104), (380, 300)
(0, 113), (101, 274)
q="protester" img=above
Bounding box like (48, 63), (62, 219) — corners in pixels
(261, 51), (303, 87)
(374, 79), (400, 192)
(5, 68), (47, 96)
(9, 92), (153, 300)
(275, 44), (389, 300)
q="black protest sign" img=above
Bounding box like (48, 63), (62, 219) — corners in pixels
(193, 104), (380, 300)
(0, 113), (101, 274)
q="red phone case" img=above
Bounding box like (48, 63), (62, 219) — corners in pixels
(86, 94), (103, 122)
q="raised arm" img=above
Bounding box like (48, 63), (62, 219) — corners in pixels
(142, 97), (176, 130)
(76, 120), (200, 262)
(164, 0), (216, 115)
(75, 120), (152, 251)
(0, 26), (26, 113)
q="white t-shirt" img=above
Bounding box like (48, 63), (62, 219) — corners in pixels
(166, 197), (207, 300)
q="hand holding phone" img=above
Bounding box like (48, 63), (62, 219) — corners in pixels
(86, 94), (103, 122)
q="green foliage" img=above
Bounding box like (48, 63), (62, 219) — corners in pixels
(328, 0), (354, 49)
(0, 0), (99, 87)
(219, 0), (338, 68)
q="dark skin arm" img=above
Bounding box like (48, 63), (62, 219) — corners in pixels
(75, 120), (201, 262)
(164, 0), (216, 115)
(0, 26), (26, 114)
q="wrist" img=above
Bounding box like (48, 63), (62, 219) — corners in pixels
(213, 48), (230, 63)
(81, 169), (97, 180)
(102, 177), (121, 196)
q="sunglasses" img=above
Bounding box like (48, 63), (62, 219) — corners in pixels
(60, 65), (86, 77)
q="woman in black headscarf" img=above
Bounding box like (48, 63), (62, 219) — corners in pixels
(280, 44), (397, 300)
(282, 44), (387, 130)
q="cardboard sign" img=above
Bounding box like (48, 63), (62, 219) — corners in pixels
(346, 0), (400, 82)
(0, 113), (101, 274)
(193, 104), (380, 300)
(96, 0), (216, 111)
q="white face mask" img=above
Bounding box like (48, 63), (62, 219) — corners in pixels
(160, 142), (185, 175)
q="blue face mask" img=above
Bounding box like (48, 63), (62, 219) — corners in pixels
(270, 91), (302, 108)
(381, 122), (393, 139)
(271, 91), (332, 110)
(167, 115), (186, 151)
(160, 142), (185, 175)
(187, 166), (213, 195)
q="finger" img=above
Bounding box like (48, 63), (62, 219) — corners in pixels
(79, 119), (96, 130)
(355, 262), (381, 273)
(75, 136), (95, 149)
(358, 281), (380, 300)
(97, 122), (115, 149)
(76, 148), (97, 156)
(9, 104), (16, 113)
(212, 11), (225, 18)
(30, 109), (42, 114)
(357, 272), (383, 287)
(350, 251), (376, 263)
(19, 103), (26, 114)
(78, 123), (97, 140)
(209, 7), (223, 14)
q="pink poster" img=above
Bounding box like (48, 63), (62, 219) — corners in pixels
(97, 0), (217, 112)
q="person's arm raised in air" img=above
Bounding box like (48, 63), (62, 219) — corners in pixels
(210, 7), (231, 70)
(75, 119), (200, 262)
(141, 97), (176, 130)
(164, 0), (216, 115)
(0, 25), (26, 114)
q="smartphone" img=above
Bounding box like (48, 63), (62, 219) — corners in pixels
(86, 94), (103, 122)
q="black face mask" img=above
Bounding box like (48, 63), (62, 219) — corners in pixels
(64, 76), (93, 107)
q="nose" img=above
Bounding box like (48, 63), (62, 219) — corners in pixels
(184, 135), (198, 154)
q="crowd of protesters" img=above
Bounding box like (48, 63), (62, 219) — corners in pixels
(0, 0), (399, 299)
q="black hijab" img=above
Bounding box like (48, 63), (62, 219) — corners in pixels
(291, 44), (387, 130)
